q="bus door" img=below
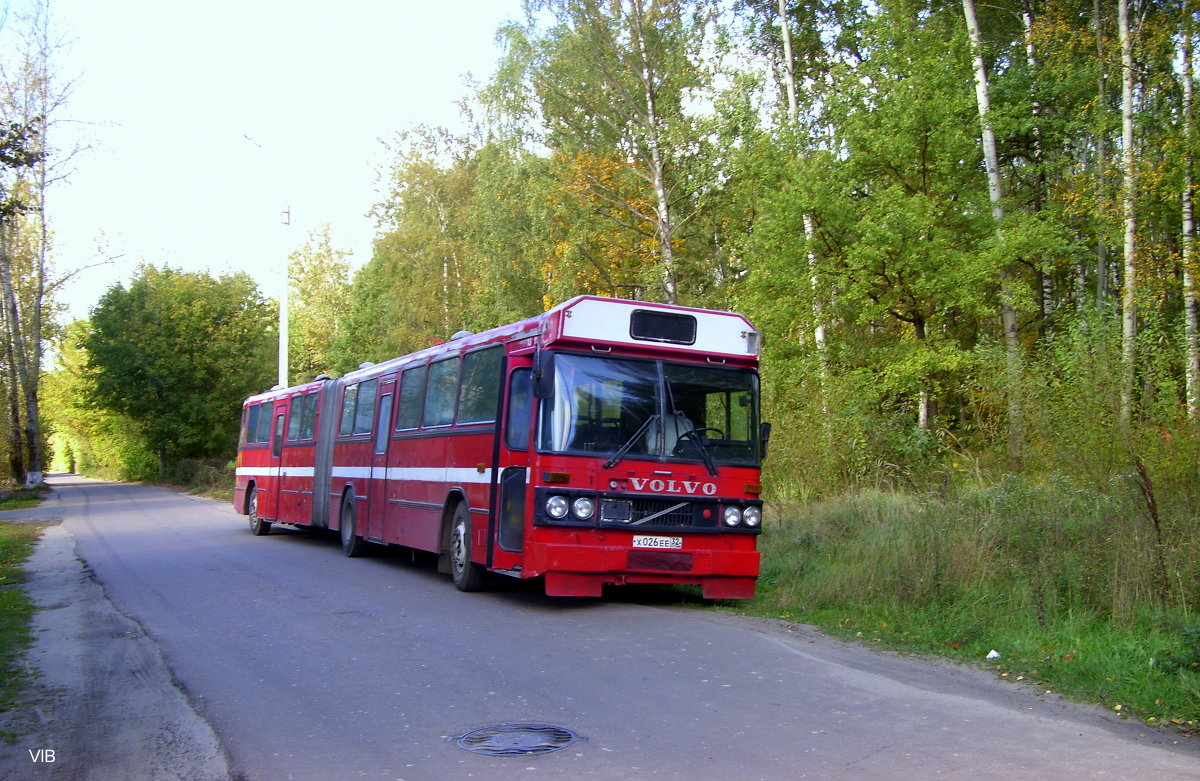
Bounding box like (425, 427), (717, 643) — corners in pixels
(265, 401), (288, 521)
(367, 378), (396, 542)
(495, 359), (534, 557)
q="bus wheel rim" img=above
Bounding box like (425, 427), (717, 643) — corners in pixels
(451, 518), (467, 577)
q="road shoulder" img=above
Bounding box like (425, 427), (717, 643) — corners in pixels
(0, 522), (232, 780)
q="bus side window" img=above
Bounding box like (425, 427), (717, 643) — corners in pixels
(353, 379), (378, 435)
(423, 358), (460, 428)
(396, 365), (427, 430)
(339, 384), (359, 436)
(374, 394), (394, 454)
(506, 369), (532, 451)
(286, 398), (302, 441)
(255, 402), (273, 443)
(271, 413), (286, 458)
(458, 346), (503, 424)
(299, 392), (319, 439)
(243, 404), (259, 444)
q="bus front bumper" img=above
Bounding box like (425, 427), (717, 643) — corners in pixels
(526, 541), (760, 599)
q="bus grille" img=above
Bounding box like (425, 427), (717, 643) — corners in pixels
(630, 498), (694, 527)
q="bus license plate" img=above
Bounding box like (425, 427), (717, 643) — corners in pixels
(633, 535), (683, 550)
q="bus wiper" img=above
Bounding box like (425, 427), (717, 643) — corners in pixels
(604, 414), (659, 469)
(677, 428), (720, 477)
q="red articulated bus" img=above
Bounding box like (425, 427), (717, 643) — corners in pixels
(234, 296), (769, 598)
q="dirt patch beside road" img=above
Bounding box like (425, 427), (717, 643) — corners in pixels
(0, 521), (231, 780)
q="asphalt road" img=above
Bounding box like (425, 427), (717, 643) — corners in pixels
(1, 475), (1199, 780)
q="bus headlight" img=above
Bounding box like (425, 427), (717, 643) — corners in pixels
(546, 495), (569, 519)
(723, 506), (743, 527)
(743, 507), (762, 527)
(572, 496), (595, 520)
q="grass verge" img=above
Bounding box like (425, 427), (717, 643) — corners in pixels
(0, 486), (50, 512)
(0, 522), (43, 728)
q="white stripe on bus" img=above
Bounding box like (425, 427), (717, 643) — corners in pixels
(334, 466), (496, 484)
(240, 465), (520, 485)
(235, 466), (314, 478)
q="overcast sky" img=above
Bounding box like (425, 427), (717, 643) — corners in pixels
(34, 0), (525, 318)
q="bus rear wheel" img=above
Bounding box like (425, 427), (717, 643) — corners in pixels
(248, 490), (271, 536)
(340, 495), (367, 558)
(449, 503), (486, 592)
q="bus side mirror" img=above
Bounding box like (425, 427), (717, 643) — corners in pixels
(534, 351), (555, 398)
(760, 422), (772, 460)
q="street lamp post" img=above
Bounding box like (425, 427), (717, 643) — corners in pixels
(279, 204), (291, 389)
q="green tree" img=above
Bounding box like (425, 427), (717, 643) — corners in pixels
(333, 128), (479, 370)
(462, 138), (551, 321)
(42, 320), (154, 480)
(81, 265), (276, 476)
(287, 224), (352, 382)
(497, 0), (719, 303)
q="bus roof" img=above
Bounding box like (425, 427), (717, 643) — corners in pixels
(246, 296), (760, 400)
(542, 296), (760, 360)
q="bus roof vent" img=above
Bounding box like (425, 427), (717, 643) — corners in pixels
(358, 362), (375, 370)
(451, 330), (474, 341)
(630, 309), (697, 345)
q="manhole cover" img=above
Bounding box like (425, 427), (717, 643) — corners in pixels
(452, 723), (584, 757)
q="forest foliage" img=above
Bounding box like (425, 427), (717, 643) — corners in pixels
(20, 0), (1200, 544)
(289, 0), (1200, 495)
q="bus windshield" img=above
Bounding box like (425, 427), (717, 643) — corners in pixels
(538, 353), (761, 468)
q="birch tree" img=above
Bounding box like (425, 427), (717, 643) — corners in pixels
(1095, 0), (1112, 304)
(1183, 4), (1198, 419)
(0, 120), (44, 486)
(0, 0), (74, 486)
(962, 0), (1023, 464)
(1118, 0), (1137, 427)
(504, 0), (716, 303)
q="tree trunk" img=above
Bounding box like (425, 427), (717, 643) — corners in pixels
(1022, 7), (1052, 336)
(1118, 0), (1137, 428)
(777, 0), (798, 122)
(1095, 0), (1110, 304)
(0, 224), (32, 484)
(914, 317), (935, 429)
(963, 0), (1023, 466)
(2, 322), (25, 483)
(1183, 10), (1198, 419)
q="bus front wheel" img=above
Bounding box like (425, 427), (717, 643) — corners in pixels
(449, 503), (486, 592)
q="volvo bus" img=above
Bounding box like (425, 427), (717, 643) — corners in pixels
(234, 296), (768, 598)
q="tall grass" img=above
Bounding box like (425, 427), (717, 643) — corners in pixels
(752, 475), (1200, 729)
(744, 309), (1200, 728)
